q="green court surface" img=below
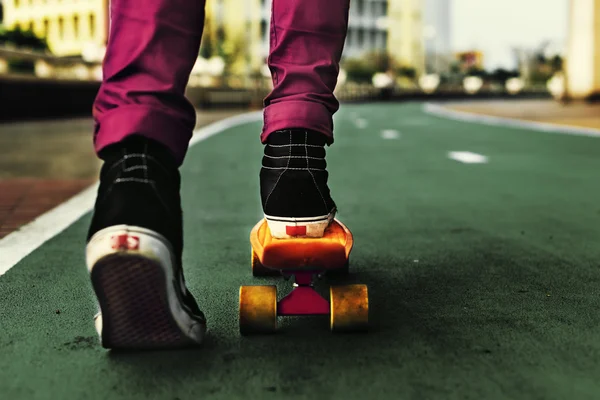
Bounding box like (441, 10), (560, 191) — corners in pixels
(2, 103), (600, 399)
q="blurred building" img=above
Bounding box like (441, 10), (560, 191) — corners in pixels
(386, 0), (425, 73)
(565, 0), (600, 99)
(343, 0), (390, 58)
(2, 0), (108, 56)
(423, 0), (451, 72)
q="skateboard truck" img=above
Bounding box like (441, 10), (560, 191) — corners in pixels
(279, 272), (329, 316)
(239, 219), (369, 335)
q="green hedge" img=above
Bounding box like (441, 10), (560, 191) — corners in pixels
(0, 27), (49, 52)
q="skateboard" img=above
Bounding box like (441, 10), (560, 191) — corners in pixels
(238, 218), (369, 334)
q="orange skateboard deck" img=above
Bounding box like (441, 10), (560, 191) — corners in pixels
(249, 218), (353, 272)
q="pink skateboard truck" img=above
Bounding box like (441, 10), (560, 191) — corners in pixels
(239, 218), (369, 334)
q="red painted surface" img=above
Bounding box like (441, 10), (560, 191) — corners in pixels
(285, 225), (307, 236)
(110, 234), (140, 250)
(278, 272), (329, 316)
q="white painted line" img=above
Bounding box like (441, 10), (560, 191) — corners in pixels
(0, 183), (99, 276)
(448, 151), (488, 164)
(423, 103), (600, 137)
(189, 111), (263, 145)
(0, 110), (263, 276)
(381, 129), (400, 139)
(354, 118), (368, 129)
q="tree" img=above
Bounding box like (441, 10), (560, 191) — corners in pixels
(342, 57), (381, 83)
(551, 55), (563, 72)
(221, 32), (249, 75)
(489, 68), (519, 84)
(450, 62), (461, 74)
(342, 51), (410, 83)
(366, 51), (393, 72)
(395, 66), (416, 79)
(0, 26), (49, 52)
(199, 19), (215, 58)
(215, 26), (226, 59)
(466, 66), (486, 78)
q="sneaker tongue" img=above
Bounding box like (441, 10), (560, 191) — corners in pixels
(267, 129), (328, 146)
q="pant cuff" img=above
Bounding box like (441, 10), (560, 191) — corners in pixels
(261, 101), (334, 144)
(93, 105), (193, 166)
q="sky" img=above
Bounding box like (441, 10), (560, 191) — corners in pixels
(450, 0), (569, 70)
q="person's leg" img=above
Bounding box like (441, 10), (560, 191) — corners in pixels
(93, 0), (205, 166)
(260, 0), (350, 238)
(85, 0), (207, 350)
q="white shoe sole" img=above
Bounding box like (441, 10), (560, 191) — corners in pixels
(264, 213), (335, 238)
(86, 225), (206, 349)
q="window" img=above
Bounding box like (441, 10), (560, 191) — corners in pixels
(371, 1), (378, 18)
(89, 14), (96, 37)
(369, 29), (376, 48)
(358, 28), (364, 48)
(43, 19), (50, 37)
(58, 17), (64, 39)
(260, 20), (267, 41)
(356, 0), (363, 15)
(73, 15), (79, 38)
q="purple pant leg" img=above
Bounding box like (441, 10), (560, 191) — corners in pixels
(262, 0), (350, 144)
(93, 0), (205, 166)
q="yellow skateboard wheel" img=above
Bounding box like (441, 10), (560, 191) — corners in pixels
(330, 284), (369, 332)
(239, 285), (278, 335)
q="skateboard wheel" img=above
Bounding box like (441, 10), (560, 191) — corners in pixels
(330, 284), (368, 333)
(239, 285), (278, 335)
(251, 250), (279, 277)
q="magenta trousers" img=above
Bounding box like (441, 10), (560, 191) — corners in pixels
(92, 0), (350, 165)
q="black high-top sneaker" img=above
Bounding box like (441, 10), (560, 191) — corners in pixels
(260, 129), (337, 238)
(85, 135), (206, 350)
